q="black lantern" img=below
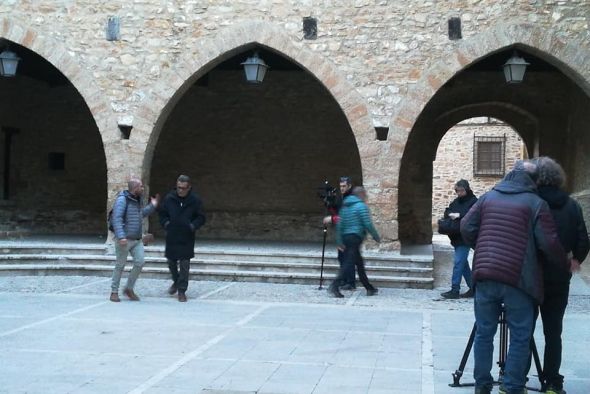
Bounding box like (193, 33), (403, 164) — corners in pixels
(503, 51), (529, 84)
(241, 52), (269, 84)
(0, 49), (21, 77)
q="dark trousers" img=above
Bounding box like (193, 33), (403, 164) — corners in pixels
(332, 234), (375, 291)
(168, 259), (190, 292)
(337, 249), (355, 287)
(540, 282), (569, 389)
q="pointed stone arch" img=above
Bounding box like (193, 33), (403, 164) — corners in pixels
(0, 17), (117, 147)
(135, 21), (377, 188)
(391, 23), (590, 244)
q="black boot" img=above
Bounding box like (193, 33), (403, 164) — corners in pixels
(328, 284), (344, 298)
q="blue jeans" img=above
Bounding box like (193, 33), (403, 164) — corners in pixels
(473, 280), (535, 393)
(451, 245), (472, 292)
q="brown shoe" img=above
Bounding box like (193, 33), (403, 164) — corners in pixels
(123, 288), (140, 301)
(168, 284), (177, 295)
(178, 292), (187, 302)
(109, 292), (120, 302)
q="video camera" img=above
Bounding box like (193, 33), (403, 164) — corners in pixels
(317, 180), (338, 210)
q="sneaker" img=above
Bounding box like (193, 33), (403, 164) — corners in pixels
(168, 284), (178, 295)
(178, 292), (187, 302)
(109, 292), (120, 302)
(341, 284), (356, 291)
(328, 286), (344, 298)
(367, 287), (379, 296)
(545, 386), (566, 394)
(123, 288), (140, 301)
(499, 385), (528, 394)
(441, 290), (460, 299)
(460, 288), (474, 298)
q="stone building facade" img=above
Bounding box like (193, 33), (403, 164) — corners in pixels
(432, 118), (525, 226)
(1, 1), (590, 249)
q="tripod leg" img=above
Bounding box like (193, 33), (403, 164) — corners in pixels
(450, 323), (477, 387)
(530, 336), (545, 389)
(497, 309), (508, 383)
(318, 226), (327, 289)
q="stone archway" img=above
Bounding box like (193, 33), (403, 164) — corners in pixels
(1, 17), (116, 150)
(1, 18), (112, 235)
(393, 23), (590, 246)
(135, 21), (377, 185)
(133, 21), (397, 244)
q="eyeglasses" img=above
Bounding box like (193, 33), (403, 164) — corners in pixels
(177, 186), (190, 190)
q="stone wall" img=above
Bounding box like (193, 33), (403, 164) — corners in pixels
(2, 1), (588, 128)
(432, 119), (525, 226)
(0, 76), (107, 235)
(148, 69), (362, 241)
(1, 1), (590, 245)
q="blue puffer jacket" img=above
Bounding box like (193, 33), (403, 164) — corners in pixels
(461, 170), (568, 304)
(111, 190), (156, 240)
(336, 195), (380, 246)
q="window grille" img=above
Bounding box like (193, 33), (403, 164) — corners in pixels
(473, 135), (505, 176)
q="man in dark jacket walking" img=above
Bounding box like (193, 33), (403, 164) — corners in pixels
(461, 160), (569, 394)
(440, 179), (478, 299)
(159, 175), (206, 302)
(110, 178), (159, 302)
(532, 157), (589, 394)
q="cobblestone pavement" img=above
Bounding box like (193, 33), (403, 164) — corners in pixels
(0, 275), (589, 394)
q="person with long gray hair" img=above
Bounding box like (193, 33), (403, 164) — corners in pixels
(531, 156), (589, 394)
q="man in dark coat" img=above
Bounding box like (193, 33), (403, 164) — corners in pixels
(440, 179), (478, 299)
(159, 175), (206, 302)
(461, 160), (569, 394)
(532, 157), (589, 394)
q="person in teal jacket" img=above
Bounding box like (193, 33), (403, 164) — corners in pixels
(329, 186), (380, 298)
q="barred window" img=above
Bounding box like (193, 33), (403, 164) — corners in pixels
(473, 135), (505, 176)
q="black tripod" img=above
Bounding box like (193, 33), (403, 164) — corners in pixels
(318, 225), (328, 289)
(449, 306), (544, 391)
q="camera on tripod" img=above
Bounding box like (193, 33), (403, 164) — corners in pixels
(317, 180), (338, 210)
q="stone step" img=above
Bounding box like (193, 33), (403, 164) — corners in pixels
(1, 245), (432, 268)
(0, 264), (433, 289)
(0, 254), (433, 278)
(0, 240), (434, 289)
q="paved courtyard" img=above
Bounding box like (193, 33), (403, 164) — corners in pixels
(0, 275), (589, 394)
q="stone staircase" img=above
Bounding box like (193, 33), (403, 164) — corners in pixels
(0, 238), (434, 289)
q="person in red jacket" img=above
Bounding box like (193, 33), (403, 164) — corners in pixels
(460, 160), (569, 394)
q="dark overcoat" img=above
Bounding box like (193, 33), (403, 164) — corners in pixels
(159, 190), (206, 260)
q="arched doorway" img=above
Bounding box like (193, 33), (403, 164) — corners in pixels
(0, 39), (107, 236)
(148, 46), (362, 242)
(398, 45), (590, 246)
(432, 117), (528, 228)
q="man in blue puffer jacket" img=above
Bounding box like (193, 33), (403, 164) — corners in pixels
(328, 186), (380, 298)
(110, 178), (159, 302)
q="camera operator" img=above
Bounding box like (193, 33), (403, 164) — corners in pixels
(322, 176), (356, 290)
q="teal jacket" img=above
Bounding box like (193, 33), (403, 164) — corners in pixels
(336, 195), (381, 245)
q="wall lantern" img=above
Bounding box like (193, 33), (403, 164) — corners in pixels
(241, 52), (269, 84)
(503, 51), (529, 84)
(0, 48), (21, 77)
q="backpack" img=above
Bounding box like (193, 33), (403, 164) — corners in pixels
(107, 194), (128, 232)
